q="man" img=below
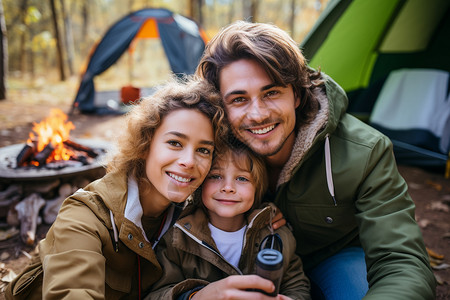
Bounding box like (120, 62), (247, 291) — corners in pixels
(196, 21), (436, 299)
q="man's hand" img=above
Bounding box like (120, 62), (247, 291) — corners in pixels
(271, 208), (286, 230)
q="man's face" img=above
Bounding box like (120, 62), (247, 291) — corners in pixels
(219, 59), (300, 159)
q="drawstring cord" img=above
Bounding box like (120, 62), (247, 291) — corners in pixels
(325, 134), (337, 206)
(109, 207), (171, 299)
(110, 210), (142, 299)
(109, 210), (119, 252)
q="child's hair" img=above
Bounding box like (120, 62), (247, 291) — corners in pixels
(106, 76), (227, 181)
(216, 139), (268, 208)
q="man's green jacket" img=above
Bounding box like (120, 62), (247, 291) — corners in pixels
(274, 74), (436, 299)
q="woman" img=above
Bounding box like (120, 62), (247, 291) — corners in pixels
(5, 77), (227, 300)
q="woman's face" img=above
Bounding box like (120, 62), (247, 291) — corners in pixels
(144, 108), (215, 214)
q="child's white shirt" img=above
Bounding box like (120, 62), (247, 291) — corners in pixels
(208, 223), (247, 268)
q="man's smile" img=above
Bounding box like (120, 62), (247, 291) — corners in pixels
(248, 124), (276, 135)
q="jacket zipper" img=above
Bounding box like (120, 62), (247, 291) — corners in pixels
(174, 223), (243, 275)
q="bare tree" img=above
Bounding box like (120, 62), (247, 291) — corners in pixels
(227, 0), (235, 24)
(49, 0), (66, 81)
(60, 0), (74, 76)
(198, 0), (205, 26)
(81, 1), (89, 57)
(189, 0), (204, 27)
(19, 0), (28, 75)
(188, 0), (194, 18)
(242, 0), (258, 22)
(0, 0), (7, 100)
(289, 0), (296, 38)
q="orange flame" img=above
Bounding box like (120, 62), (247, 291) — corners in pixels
(27, 109), (75, 164)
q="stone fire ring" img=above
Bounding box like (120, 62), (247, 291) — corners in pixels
(0, 139), (112, 181)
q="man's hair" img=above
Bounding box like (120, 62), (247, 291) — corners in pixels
(196, 21), (324, 126)
(107, 76), (227, 182)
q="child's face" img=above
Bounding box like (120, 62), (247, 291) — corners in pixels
(202, 151), (256, 231)
(144, 108), (215, 211)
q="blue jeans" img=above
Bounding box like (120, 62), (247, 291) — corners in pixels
(307, 247), (369, 300)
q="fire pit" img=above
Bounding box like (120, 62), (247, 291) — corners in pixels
(0, 138), (110, 181)
(0, 108), (111, 181)
(0, 109), (113, 246)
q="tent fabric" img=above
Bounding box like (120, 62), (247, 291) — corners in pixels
(72, 8), (207, 114)
(302, 0), (450, 92)
(369, 69), (450, 154)
(302, 0), (450, 168)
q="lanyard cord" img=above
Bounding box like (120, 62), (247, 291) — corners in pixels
(150, 210), (168, 245)
(157, 211), (168, 238)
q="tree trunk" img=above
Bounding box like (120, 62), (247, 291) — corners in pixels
(188, 0), (194, 18)
(19, 0), (28, 75)
(228, 0), (234, 24)
(49, 0), (66, 81)
(28, 34), (34, 78)
(189, 0), (204, 27)
(60, 0), (74, 76)
(0, 0), (7, 100)
(81, 1), (89, 57)
(201, 0), (206, 26)
(250, 0), (258, 22)
(243, 0), (258, 22)
(289, 0), (296, 38)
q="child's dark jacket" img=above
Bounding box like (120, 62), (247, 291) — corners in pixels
(147, 203), (311, 300)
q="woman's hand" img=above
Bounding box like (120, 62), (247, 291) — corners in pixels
(191, 275), (281, 299)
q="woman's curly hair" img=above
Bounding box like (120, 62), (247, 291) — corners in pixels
(106, 76), (228, 181)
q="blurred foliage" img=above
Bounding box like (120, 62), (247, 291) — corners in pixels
(3, 0), (329, 89)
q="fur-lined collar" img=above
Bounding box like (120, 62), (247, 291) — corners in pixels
(277, 87), (329, 187)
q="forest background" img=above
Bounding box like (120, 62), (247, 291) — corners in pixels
(0, 1), (449, 299)
(1, 0), (329, 96)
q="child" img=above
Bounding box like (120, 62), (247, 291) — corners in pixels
(147, 141), (311, 300)
(5, 77), (227, 300)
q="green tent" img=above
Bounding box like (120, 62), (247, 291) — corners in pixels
(302, 0), (450, 168)
(303, 0), (450, 94)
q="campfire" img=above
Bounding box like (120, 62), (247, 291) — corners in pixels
(16, 108), (99, 169)
(0, 109), (109, 246)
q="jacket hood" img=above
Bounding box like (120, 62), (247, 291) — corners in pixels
(277, 74), (349, 187)
(70, 171), (128, 227)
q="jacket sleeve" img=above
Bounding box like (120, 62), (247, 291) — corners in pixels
(145, 229), (209, 299)
(277, 228), (311, 300)
(355, 135), (436, 299)
(39, 197), (108, 300)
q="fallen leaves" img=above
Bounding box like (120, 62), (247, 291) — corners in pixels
(425, 179), (442, 191)
(427, 247), (449, 285)
(0, 262), (17, 293)
(430, 201), (450, 213)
